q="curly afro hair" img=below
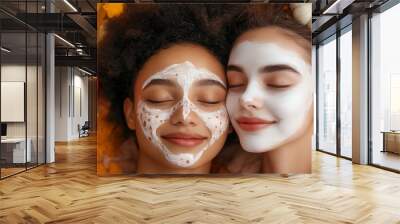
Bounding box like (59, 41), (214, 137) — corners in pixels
(98, 4), (235, 136)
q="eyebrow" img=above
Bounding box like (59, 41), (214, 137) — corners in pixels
(227, 65), (244, 73)
(259, 65), (300, 75)
(196, 79), (226, 89)
(143, 79), (176, 89)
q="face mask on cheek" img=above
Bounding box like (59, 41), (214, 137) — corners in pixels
(227, 41), (313, 153)
(137, 61), (229, 167)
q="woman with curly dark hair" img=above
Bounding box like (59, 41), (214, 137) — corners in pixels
(98, 4), (233, 174)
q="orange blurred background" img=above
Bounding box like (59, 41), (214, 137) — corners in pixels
(97, 4), (137, 176)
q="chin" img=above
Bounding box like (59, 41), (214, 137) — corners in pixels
(238, 137), (282, 153)
(235, 129), (288, 153)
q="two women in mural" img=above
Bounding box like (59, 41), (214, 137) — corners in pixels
(98, 3), (313, 174)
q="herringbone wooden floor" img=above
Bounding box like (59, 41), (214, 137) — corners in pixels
(1, 136), (400, 224)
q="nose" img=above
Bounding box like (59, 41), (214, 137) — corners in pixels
(170, 105), (197, 126)
(240, 97), (264, 111)
(239, 82), (264, 111)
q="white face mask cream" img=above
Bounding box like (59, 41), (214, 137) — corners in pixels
(227, 41), (313, 153)
(137, 61), (229, 167)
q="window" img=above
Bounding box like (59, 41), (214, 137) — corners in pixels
(339, 28), (352, 158)
(370, 3), (400, 171)
(317, 36), (337, 154)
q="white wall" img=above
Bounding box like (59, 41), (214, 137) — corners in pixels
(1, 65), (39, 138)
(55, 66), (70, 141)
(1, 63), (46, 164)
(54, 67), (89, 141)
(1, 65), (26, 140)
(72, 73), (89, 138)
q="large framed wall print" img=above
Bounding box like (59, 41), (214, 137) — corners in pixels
(97, 3), (313, 175)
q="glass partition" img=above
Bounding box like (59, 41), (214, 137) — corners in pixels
(0, 1), (46, 179)
(38, 32), (45, 165)
(1, 30), (28, 177)
(27, 31), (38, 169)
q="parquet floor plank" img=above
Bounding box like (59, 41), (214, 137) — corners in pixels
(1, 136), (399, 223)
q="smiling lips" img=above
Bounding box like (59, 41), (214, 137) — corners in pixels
(236, 117), (276, 131)
(162, 133), (207, 147)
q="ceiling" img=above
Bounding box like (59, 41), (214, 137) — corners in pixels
(0, 0), (394, 72)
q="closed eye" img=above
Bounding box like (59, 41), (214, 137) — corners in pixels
(266, 83), (293, 88)
(228, 84), (245, 88)
(146, 99), (175, 104)
(198, 100), (222, 104)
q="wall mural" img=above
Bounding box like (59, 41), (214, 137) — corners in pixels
(97, 3), (313, 175)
